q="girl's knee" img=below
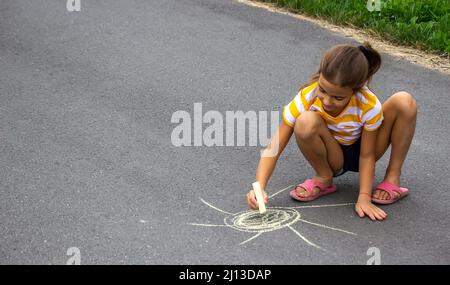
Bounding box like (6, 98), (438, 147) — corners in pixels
(294, 111), (323, 140)
(393, 91), (417, 118)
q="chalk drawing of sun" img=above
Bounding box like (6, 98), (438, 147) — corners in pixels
(189, 185), (358, 251)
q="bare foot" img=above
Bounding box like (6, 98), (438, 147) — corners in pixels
(295, 176), (333, 198)
(372, 176), (401, 200)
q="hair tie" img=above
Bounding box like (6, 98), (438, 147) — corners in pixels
(358, 45), (366, 53)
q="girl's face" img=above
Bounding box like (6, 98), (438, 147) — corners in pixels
(315, 74), (354, 116)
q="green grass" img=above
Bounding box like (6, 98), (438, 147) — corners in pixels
(257, 0), (450, 55)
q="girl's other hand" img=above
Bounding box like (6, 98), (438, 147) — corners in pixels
(246, 189), (268, 210)
(355, 196), (387, 221)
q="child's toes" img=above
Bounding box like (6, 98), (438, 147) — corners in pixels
(374, 189), (389, 200)
(300, 189), (312, 197)
(296, 186), (318, 197)
(295, 187), (308, 197)
(372, 189), (381, 199)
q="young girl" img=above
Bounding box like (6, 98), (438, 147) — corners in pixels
(246, 42), (417, 221)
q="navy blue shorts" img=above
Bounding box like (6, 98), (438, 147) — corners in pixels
(333, 137), (361, 177)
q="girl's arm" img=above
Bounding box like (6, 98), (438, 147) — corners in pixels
(358, 128), (377, 197)
(356, 128), (387, 220)
(256, 120), (293, 190)
(247, 120), (293, 209)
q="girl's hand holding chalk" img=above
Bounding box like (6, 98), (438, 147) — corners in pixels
(246, 182), (268, 212)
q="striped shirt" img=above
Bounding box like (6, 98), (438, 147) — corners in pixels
(282, 81), (384, 145)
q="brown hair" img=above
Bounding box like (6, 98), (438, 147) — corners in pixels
(299, 41), (381, 92)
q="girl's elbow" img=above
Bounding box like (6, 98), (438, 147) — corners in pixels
(261, 143), (281, 159)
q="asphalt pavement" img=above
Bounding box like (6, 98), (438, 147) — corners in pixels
(0, 0), (449, 264)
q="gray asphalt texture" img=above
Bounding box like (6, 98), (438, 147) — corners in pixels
(1, 0), (449, 265)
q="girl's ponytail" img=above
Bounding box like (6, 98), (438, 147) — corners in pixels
(357, 41), (382, 85)
(299, 41), (382, 92)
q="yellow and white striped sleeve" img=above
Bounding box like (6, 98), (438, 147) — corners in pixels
(282, 90), (305, 127)
(362, 96), (384, 131)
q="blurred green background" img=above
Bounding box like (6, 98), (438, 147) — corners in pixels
(258, 0), (450, 55)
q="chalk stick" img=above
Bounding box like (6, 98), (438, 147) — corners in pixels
(252, 181), (267, 214)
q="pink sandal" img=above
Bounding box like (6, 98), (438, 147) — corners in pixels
(290, 179), (337, 202)
(371, 181), (409, 205)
